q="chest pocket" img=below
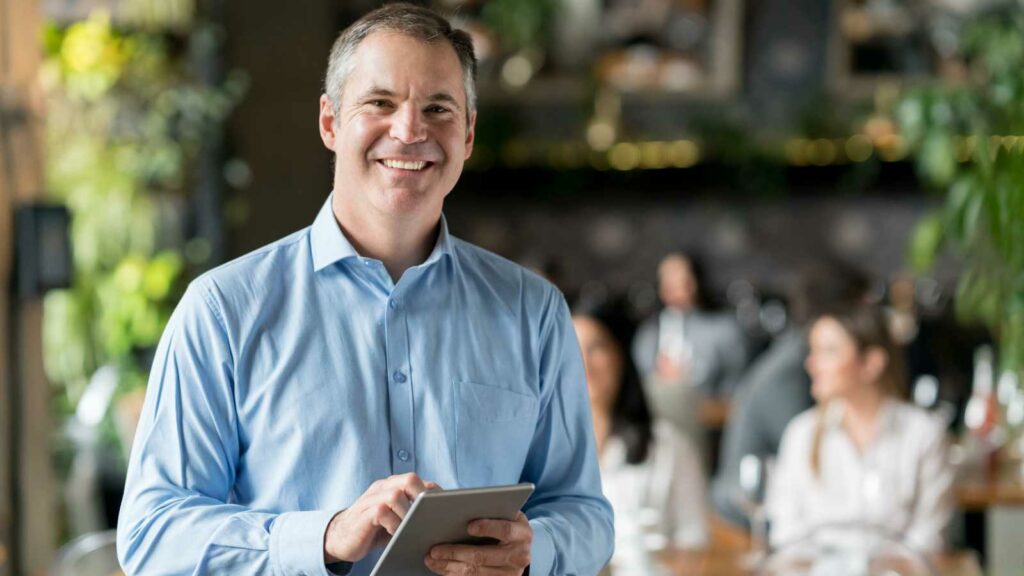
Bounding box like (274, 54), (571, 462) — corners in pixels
(454, 380), (539, 488)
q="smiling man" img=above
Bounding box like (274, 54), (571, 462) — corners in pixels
(116, 4), (613, 576)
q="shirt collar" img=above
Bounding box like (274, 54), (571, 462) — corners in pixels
(310, 193), (453, 272)
(823, 397), (899, 434)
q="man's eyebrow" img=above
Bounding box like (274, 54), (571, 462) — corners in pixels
(358, 86), (462, 110)
(359, 87), (396, 99)
(428, 92), (462, 110)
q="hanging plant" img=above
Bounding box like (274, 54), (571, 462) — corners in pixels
(898, 4), (1024, 376)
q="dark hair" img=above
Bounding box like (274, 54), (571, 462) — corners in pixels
(325, 2), (478, 121)
(815, 303), (907, 397)
(658, 250), (710, 310)
(809, 302), (907, 477)
(788, 258), (871, 326)
(573, 298), (654, 465)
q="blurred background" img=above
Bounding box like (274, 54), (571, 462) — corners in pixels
(1, 0), (1023, 574)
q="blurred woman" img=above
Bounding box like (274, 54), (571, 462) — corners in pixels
(766, 304), (954, 553)
(572, 302), (708, 551)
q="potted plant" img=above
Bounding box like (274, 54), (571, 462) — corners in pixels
(898, 3), (1024, 382)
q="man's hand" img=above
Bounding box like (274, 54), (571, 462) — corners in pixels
(425, 511), (532, 575)
(324, 473), (440, 564)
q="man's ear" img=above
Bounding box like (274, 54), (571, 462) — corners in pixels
(464, 109), (476, 160)
(319, 94), (338, 151)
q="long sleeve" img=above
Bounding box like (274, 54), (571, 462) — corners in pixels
(715, 319), (750, 397)
(116, 281), (337, 576)
(904, 424), (954, 553)
(630, 318), (658, 381)
(713, 332), (811, 528)
(521, 291), (615, 575)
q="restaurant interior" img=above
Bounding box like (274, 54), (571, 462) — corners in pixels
(1, 0), (1023, 574)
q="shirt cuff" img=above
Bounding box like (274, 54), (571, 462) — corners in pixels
(270, 509), (339, 576)
(326, 561), (353, 575)
(528, 520), (555, 576)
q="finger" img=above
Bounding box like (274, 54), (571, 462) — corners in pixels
(468, 517), (532, 544)
(430, 544), (526, 567)
(425, 481), (442, 491)
(423, 555), (447, 575)
(424, 556), (518, 575)
(382, 489), (413, 520)
(392, 472), (430, 500)
(369, 502), (404, 535)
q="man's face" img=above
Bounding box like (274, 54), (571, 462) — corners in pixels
(319, 32), (475, 223)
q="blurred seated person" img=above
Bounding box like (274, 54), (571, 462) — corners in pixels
(632, 252), (749, 443)
(712, 262), (869, 528)
(573, 301), (709, 551)
(766, 303), (954, 553)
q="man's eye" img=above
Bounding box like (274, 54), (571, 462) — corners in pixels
(426, 105), (450, 114)
(369, 100), (392, 108)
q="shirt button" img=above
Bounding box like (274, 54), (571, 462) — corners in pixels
(397, 449), (410, 462)
(393, 370), (407, 384)
(363, 259), (372, 266)
(389, 298), (399, 310)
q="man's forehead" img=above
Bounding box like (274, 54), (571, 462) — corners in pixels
(352, 31), (462, 73)
(347, 32), (466, 98)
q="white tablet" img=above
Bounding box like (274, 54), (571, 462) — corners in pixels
(369, 483), (535, 576)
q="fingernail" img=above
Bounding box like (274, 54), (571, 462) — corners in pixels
(467, 523), (480, 535)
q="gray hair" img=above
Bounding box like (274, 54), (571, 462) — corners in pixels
(324, 3), (477, 122)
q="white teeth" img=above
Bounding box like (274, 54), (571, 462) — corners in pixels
(382, 159), (427, 170)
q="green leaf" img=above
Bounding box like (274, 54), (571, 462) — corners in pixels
(908, 212), (945, 273)
(920, 132), (957, 186)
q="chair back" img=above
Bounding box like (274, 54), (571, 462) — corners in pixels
(51, 530), (121, 576)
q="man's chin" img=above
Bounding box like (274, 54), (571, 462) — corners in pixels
(373, 188), (444, 217)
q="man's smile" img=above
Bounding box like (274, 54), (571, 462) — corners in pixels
(378, 158), (433, 171)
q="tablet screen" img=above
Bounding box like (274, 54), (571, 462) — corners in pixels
(369, 483), (535, 576)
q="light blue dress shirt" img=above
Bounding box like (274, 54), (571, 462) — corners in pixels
(117, 196), (614, 575)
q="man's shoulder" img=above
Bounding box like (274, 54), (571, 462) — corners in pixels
(190, 227), (311, 302)
(448, 236), (558, 300)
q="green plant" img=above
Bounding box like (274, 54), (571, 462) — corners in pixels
(479, 0), (556, 53)
(40, 11), (245, 421)
(898, 4), (1024, 375)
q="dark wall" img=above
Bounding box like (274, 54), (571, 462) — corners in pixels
(443, 165), (949, 301)
(224, 0), (336, 256)
(222, 1), (941, 300)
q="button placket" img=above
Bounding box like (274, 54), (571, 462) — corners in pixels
(384, 293), (415, 473)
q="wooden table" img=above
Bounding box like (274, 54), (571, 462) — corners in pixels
(952, 457), (1024, 574)
(699, 398), (732, 430)
(955, 459), (1024, 511)
(659, 549), (982, 576)
(647, 516), (983, 576)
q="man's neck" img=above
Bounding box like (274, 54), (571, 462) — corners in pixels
(331, 198), (439, 283)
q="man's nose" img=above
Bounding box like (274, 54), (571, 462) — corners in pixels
(390, 104), (427, 144)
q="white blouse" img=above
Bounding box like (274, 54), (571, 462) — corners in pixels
(766, 399), (954, 553)
(600, 419), (709, 550)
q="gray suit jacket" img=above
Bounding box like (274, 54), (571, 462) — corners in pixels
(631, 309), (750, 398)
(711, 327), (813, 528)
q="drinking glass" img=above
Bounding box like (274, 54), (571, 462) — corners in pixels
(736, 453), (771, 567)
